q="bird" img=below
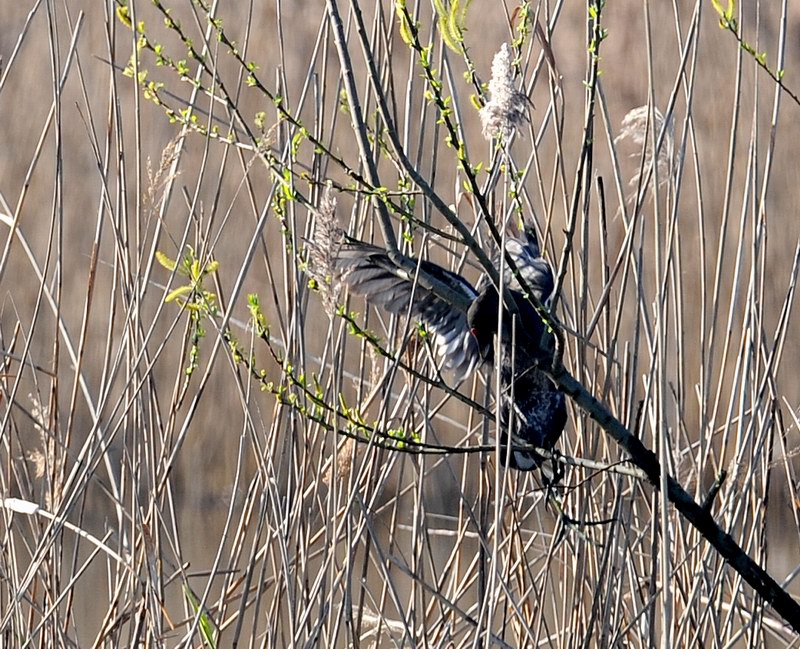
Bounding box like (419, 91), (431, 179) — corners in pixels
(329, 225), (567, 470)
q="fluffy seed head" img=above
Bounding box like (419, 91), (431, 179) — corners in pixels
(306, 187), (344, 316)
(480, 43), (528, 141)
(615, 105), (674, 189)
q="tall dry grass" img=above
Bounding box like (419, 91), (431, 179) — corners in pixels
(1, 0), (800, 647)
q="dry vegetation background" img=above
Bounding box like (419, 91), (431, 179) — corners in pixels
(2, 0), (800, 647)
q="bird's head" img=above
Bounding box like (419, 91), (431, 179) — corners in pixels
(467, 287), (500, 362)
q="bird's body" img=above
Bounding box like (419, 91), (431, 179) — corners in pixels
(330, 226), (566, 470)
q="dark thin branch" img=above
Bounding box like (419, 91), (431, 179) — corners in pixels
(549, 364), (800, 631)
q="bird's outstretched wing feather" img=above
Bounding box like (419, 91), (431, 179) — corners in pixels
(334, 240), (482, 382)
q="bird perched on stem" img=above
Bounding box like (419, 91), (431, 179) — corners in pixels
(320, 223), (566, 471)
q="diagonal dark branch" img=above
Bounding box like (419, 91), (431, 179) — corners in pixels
(549, 364), (800, 632)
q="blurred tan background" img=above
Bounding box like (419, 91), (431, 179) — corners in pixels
(2, 0), (800, 644)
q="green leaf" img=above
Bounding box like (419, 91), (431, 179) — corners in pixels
(165, 285), (193, 303)
(155, 251), (177, 271)
(190, 259), (202, 281)
(116, 4), (132, 29)
(396, 1), (414, 46)
(183, 584), (217, 648)
(712, 0), (736, 27)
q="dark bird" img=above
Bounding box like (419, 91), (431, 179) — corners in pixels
(330, 226), (566, 470)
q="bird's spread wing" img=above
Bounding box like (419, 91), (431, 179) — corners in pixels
(334, 240), (482, 382)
